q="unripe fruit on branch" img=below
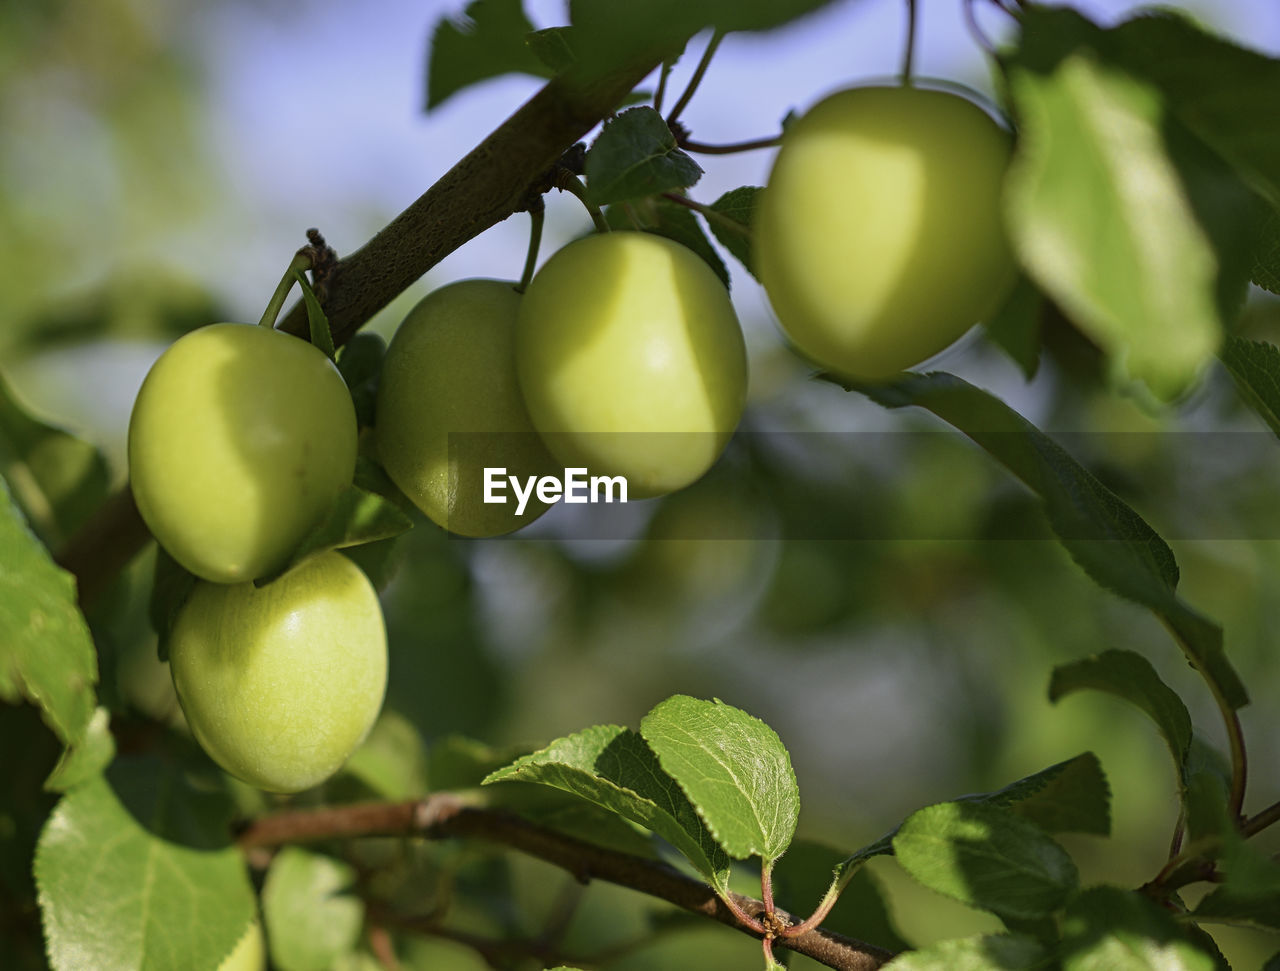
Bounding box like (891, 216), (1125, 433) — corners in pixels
(375, 280), (556, 536)
(516, 232), (748, 498)
(168, 551), (387, 793)
(757, 85), (1017, 380)
(128, 323), (357, 583)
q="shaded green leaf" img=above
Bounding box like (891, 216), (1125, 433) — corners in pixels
(483, 723), (732, 892)
(1255, 208), (1280, 293)
(526, 27), (576, 75)
(707, 185), (759, 281)
(848, 372), (1247, 711)
(0, 372), (110, 549)
(773, 839), (910, 953)
(341, 709), (428, 801)
(1195, 836), (1280, 931)
(964, 752), (1110, 837)
(1219, 337), (1280, 441)
(256, 458), (414, 586)
(983, 274), (1043, 380)
(1183, 737), (1233, 843)
(35, 757), (256, 971)
(1006, 35), (1220, 399)
(892, 801), (1078, 920)
(883, 934), (1048, 969)
(494, 784), (661, 861)
(428, 734), (530, 790)
(1104, 11), (1280, 212)
(295, 269), (336, 361)
(640, 695), (799, 863)
(0, 479), (97, 748)
(425, 0), (552, 110)
(149, 545), (196, 664)
(335, 331), (386, 429)
(606, 197), (729, 287)
(584, 107), (702, 206)
(1060, 886), (1217, 970)
(44, 706), (114, 793)
(263, 848), (364, 971)
(1049, 650), (1191, 786)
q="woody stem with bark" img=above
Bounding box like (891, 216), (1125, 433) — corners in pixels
(236, 796), (895, 971)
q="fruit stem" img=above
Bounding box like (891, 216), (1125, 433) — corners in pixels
(515, 201), (545, 293)
(560, 175), (611, 234)
(259, 253), (314, 329)
(653, 58), (673, 115)
(681, 135), (781, 155)
(900, 0), (919, 86)
(661, 191), (748, 237)
(667, 30), (725, 127)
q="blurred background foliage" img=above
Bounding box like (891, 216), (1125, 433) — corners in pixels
(3, 0), (1280, 967)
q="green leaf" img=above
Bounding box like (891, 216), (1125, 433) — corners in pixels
(1005, 37), (1221, 399)
(494, 784), (661, 861)
(483, 723), (732, 893)
(848, 371), (1247, 711)
(1060, 886), (1217, 970)
(1265, 952), (1280, 971)
(428, 734), (530, 790)
(883, 934), (1048, 970)
(1049, 650), (1192, 786)
(963, 752), (1110, 837)
(584, 106), (703, 207)
(335, 331), (386, 429)
(0, 478), (97, 748)
(295, 269), (336, 361)
(640, 695), (799, 863)
(1219, 337), (1280, 441)
(1103, 11), (1280, 212)
(606, 197), (729, 288)
(263, 847), (364, 971)
(1194, 836), (1280, 930)
(425, 0), (552, 110)
(256, 458), (414, 585)
(1183, 737), (1233, 842)
(149, 545), (197, 664)
(983, 275), (1043, 380)
(340, 709), (429, 800)
(0, 371), (110, 549)
(35, 757), (257, 971)
(707, 185), (760, 281)
(526, 27), (577, 75)
(1254, 208), (1280, 294)
(44, 705), (114, 793)
(773, 839), (910, 953)
(892, 801), (1078, 920)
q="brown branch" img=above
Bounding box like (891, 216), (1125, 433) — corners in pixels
(56, 59), (662, 605)
(236, 795), (895, 971)
(276, 59), (660, 347)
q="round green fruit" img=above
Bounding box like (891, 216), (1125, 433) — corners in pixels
(168, 551), (387, 793)
(756, 84), (1017, 380)
(375, 280), (556, 536)
(129, 323), (357, 583)
(516, 232), (747, 498)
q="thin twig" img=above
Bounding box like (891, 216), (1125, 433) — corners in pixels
(666, 30), (724, 127)
(680, 135), (781, 154)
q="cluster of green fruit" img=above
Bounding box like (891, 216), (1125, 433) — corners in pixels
(125, 81), (1013, 796)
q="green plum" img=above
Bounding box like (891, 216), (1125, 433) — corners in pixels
(375, 279), (556, 536)
(516, 232), (747, 498)
(757, 84), (1017, 380)
(168, 551), (386, 793)
(129, 323), (357, 583)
